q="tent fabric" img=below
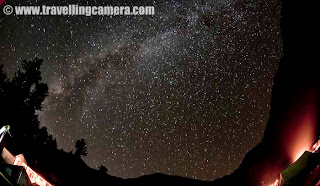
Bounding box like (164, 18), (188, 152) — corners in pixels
(0, 163), (32, 186)
(281, 151), (312, 183)
(280, 151), (320, 185)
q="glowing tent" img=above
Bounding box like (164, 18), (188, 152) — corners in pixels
(280, 151), (320, 185)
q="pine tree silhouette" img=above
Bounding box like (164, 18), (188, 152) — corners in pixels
(99, 165), (109, 173)
(75, 138), (88, 157)
(0, 58), (55, 155)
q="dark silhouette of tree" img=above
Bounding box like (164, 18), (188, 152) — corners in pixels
(75, 138), (88, 157)
(0, 58), (55, 154)
(99, 165), (108, 173)
(1, 58), (122, 185)
(0, 64), (8, 113)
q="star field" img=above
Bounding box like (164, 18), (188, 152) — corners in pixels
(0, 0), (282, 180)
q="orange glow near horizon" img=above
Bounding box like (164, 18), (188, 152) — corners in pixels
(260, 90), (319, 186)
(290, 114), (317, 162)
(285, 96), (318, 163)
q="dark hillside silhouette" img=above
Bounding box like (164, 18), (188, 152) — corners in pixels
(213, 0), (320, 185)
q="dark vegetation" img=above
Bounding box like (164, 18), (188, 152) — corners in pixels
(0, 59), (124, 185)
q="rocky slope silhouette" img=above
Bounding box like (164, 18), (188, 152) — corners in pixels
(212, 0), (320, 185)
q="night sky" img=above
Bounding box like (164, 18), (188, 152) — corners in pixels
(0, 0), (282, 180)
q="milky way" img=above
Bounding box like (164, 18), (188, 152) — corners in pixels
(0, 0), (282, 180)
